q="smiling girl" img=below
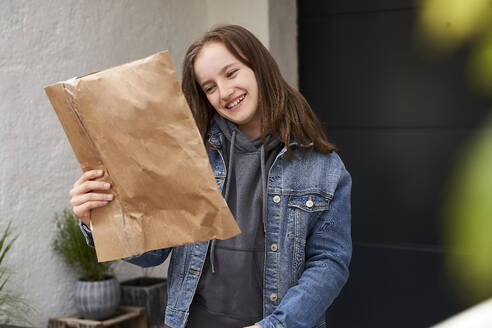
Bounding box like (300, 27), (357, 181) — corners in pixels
(71, 25), (352, 328)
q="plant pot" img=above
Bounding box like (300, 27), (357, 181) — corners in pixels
(75, 276), (121, 320)
(120, 277), (166, 327)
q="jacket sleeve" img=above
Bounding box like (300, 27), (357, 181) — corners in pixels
(80, 221), (95, 247)
(79, 221), (172, 267)
(257, 168), (352, 328)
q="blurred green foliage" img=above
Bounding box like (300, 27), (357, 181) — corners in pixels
(418, 0), (492, 300)
(417, 0), (492, 95)
(442, 121), (492, 300)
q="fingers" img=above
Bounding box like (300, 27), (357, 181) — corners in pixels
(73, 200), (110, 223)
(70, 169), (113, 223)
(70, 192), (114, 207)
(74, 169), (105, 188)
(69, 180), (111, 198)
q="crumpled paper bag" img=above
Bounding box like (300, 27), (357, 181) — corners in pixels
(45, 51), (240, 262)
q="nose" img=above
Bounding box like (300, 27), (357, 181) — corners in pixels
(218, 81), (234, 102)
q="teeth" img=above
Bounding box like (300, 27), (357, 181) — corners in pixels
(227, 95), (245, 109)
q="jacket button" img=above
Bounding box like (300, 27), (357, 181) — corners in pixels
(270, 293), (278, 302)
(273, 195), (281, 203)
(306, 199), (314, 208)
(270, 243), (278, 252)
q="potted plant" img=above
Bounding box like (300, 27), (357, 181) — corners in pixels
(0, 221), (35, 325)
(52, 209), (120, 320)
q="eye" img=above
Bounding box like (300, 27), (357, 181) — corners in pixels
(226, 69), (238, 78)
(204, 85), (216, 94)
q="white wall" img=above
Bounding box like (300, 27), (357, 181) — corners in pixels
(1, 0), (207, 323)
(0, 0), (296, 325)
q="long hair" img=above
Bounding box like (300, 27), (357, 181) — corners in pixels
(181, 24), (337, 157)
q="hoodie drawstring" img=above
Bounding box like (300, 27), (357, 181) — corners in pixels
(210, 130), (236, 273)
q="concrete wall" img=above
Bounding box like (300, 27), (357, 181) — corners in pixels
(206, 0), (270, 47)
(0, 0), (296, 325)
(269, 0), (298, 88)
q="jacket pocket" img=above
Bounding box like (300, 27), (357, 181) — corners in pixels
(287, 192), (332, 213)
(288, 192), (332, 284)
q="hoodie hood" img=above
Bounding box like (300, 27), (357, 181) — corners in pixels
(212, 113), (282, 153)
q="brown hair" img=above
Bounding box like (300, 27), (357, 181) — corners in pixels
(181, 24), (337, 158)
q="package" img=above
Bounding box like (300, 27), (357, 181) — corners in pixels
(45, 51), (240, 262)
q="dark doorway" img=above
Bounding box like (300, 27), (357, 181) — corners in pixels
(298, 1), (490, 327)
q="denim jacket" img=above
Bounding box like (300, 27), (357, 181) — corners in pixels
(94, 124), (352, 328)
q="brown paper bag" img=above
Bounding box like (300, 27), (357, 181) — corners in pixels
(45, 51), (240, 262)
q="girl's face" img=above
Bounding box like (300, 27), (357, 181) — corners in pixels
(194, 41), (260, 139)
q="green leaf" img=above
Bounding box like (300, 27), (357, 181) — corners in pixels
(0, 222), (17, 266)
(0, 221), (37, 325)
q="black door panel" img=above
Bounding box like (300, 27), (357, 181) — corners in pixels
(298, 0), (491, 326)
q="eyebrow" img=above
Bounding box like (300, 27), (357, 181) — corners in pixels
(199, 63), (237, 88)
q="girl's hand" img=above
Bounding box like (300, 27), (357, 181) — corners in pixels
(69, 169), (113, 227)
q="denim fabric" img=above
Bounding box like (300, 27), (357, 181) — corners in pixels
(97, 123), (352, 328)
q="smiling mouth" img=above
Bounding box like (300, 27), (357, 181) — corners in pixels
(225, 94), (246, 109)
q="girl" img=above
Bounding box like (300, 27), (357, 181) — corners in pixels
(71, 25), (352, 328)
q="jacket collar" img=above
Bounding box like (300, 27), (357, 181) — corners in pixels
(206, 122), (223, 147)
(206, 121), (314, 149)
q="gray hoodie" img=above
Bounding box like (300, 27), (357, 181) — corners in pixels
(187, 114), (283, 327)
